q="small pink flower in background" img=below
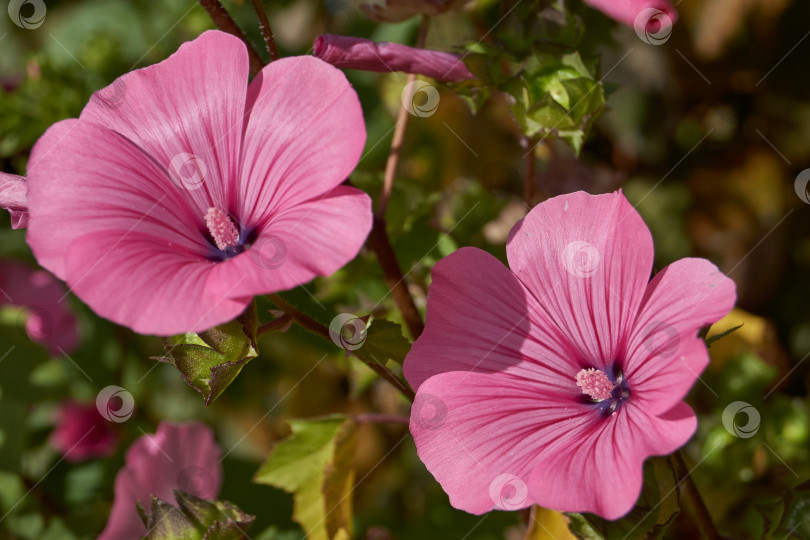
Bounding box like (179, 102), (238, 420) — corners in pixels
(0, 259), (79, 355)
(584, 0), (677, 30)
(99, 422), (222, 540)
(358, 0), (464, 22)
(405, 191), (736, 519)
(314, 34), (475, 82)
(25, 30), (371, 336)
(0, 172), (28, 229)
(50, 401), (117, 463)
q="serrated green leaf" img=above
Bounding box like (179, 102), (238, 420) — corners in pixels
(566, 458), (680, 540)
(146, 496), (202, 540)
(158, 302), (258, 406)
(254, 416), (357, 540)
(352, 318), (412, 366)
(763, 479), (810, 539)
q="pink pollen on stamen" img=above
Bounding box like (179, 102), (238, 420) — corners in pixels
(576, 368), (614, 401)
(204, 207), (240, 251)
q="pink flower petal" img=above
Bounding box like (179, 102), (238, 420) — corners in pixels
(583, 0), (677, 28)
(0, 172), (28, 229)
(0, 260), (79, 354)
(64, 231), (247, 335)
(209, 185), (371, 300)
(506, 191), (654, 371)
(99, 422), (222, 540)
(624, 258), (736, 414)
(410, 370), (593, 514)
(78, 30), (249, 215)
(313, 34), (474, 82)
(27, 119), (209, 281)
(238, 56), (366, 226)
(528, 401), (696, 519)
(403, 247), (582, 391)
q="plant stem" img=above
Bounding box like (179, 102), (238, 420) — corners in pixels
(366, 18), (430, 340)
(366, 217), (425, 339)
(376, 16), (429, 218)
(256, 313), (293, 336)
(672, 450), (722, 540)
(198, 0), (265, 76)
(267, 294), (415, 401)
(249, 0), (279, 61)
(355, 414), (410, 425)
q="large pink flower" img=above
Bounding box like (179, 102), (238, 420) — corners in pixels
(0, 259), (79, 354)
(50, 401), (117, 463)
(99, 421), (222, 540)
(404, 191), (735, 520)
(25, 30), (371, 335)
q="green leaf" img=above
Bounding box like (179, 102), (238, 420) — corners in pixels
(566, 458), (680, 540)
(158, 302), (258, 406)
(173, 490), (254, 537)
(146, 496), (203, 540)
(254, 416), (357, 540)
(352, 318), (412, 366)
(761, 479), (810, 539)
(705, 324), (744, 347)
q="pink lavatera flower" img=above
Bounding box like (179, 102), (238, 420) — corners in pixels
(24, 30), (371, 335)
(99, 422), (222, 540)
(314, 34), (475, 82)
(50, 401), (117, 463)
(583, 0), (677, 29)
(404, 191), (736, 520)
(0, 172), (28, 229)
(0, 259), (79, 355)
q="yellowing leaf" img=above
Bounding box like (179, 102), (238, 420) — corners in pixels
(253, 416), (357, 540)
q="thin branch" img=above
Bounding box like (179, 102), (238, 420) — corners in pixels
(267, 294), (415, 401)
(256, 313), (292, 336)
(198, 0), (265, 76)
(672, 450), (723, 540)
(376, 16), (429, 218)
(366, 217), (425, 339)
(249, 0), (279, 61)
(367, 17), (430, 340)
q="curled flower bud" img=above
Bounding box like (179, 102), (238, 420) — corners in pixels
(314, 34), (474, 82)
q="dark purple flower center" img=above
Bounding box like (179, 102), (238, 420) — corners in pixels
(576, 367), (630, 416)
(204, 207), (248, 260)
